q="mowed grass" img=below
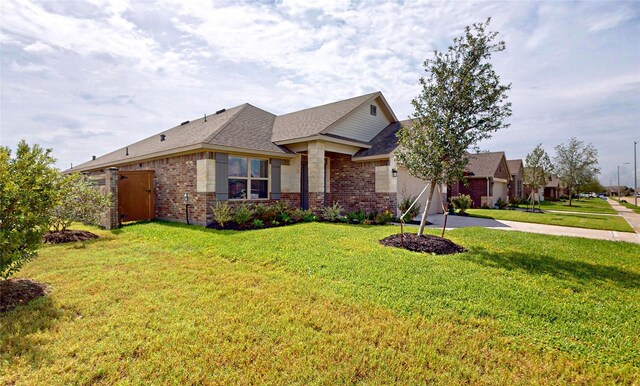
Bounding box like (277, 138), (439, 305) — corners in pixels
(537, 198), (617, 214)
(1, 222), (639, 384)
(620, 200), (640, 214)
(467, 208), (634, 232)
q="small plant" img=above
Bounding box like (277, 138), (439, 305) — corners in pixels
(290, 208), (304, 222)
(233, 203), (254, 225)
(347, 210), (367, 224)
(362, 219), (373, 225)
(367, 210), (378, 221)
(398, 195), (421, 220)
(253, 203), (277, 222)
(272, 220), (280, 227)
(375, 209), (394, 224)
(322, 201), (344, 222)
(211, 201), (233, 228)
(301, 210), (316, 222)
(452, 194), (472, 214)
(252, 219), (264, 228)
(495, 198), (508, 210)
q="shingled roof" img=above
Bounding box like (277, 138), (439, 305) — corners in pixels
(70, 104), (291, 172)
(272, 92), (383, 143)
(465, 152), (509, 178)
(507, 159), (523, 175)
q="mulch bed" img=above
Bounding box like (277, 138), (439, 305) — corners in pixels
(380, 233), (466, 255)
(44, 230), (99, 244)
(0, 278), (49, 313)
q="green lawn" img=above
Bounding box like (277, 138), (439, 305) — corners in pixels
(534, 198), (617, 214)
(467, 208), (634, 232)
(2, 222), (639, 384)
(620, 200), (640, 214)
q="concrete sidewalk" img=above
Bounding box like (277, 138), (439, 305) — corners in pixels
(415, 213), (640, 244)
(607, 198), (640, 234)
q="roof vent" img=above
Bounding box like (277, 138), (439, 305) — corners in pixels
(180, 120), (189, 126)
(216, 108), (226, 115)
(160, 134), (166, 142)
(126, 147), (129, 156)
(92, 155), (96, 160)
(204, 113), (207, 122)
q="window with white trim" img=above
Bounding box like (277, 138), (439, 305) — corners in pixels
(228, 156), (269, 199)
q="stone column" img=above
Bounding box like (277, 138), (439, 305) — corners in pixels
(102, 167), (119, 229)
(307, 141), (326, 212)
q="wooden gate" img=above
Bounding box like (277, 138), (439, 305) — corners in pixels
(118, 170), (155, 222)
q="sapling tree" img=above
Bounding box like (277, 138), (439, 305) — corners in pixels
(0, 141), (59, 279)
(554, 137), (600, 206)
(50, 173), (111, 232)
(523, 144), (553, 212)
(396, 18), (512, 236)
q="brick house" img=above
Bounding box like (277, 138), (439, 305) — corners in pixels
(70, 92), (443, 228)
(448, 152), (511, 208)
(507, 159), (524, 200)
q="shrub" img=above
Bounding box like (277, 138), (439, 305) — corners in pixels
(398, 195), (421, 220)
(347, 210), (367, 224)
(509, 196), (522, 208)
(252, 219), (264, 228)
(253, 203), (277, 222)
(301, 210), (316, 222)
(211, 201), (233, 228)
(276, 213), (292, 224)
(375, 209), (394, 224)
(495, 198), (508, 210)
(452, 194), (472, 214)
(322, 202), (344, 222)
(233, 204), (253, 225)
(51, 173), (111, 232)
(1, 141), (60, 279)
(367, 210), (378, 221)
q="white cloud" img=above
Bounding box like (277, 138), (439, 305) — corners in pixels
(0, 0), (638, 186)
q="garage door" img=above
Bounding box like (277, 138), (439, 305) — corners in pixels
(118, 170), (155, 222)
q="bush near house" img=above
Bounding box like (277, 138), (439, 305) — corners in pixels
(209, 201), (395, 230)
(452, 194), (472, 215)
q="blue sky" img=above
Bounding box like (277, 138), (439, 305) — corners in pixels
(1, 0), (639, 188)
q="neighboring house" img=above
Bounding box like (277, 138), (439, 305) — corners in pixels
(543, 175), (564, 200)
(506, 159), (524, 201)
(605, 186), (633, 197)
(448, 152), (511, 208)
(70, 92), (443, 228)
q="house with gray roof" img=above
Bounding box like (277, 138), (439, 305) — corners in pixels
(448, 151), (511, 208)
(70, 91), (443, 227)
(507, 159), (524, 200)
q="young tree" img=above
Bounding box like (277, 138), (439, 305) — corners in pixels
(50, 173), (111, 232)
(0, 141), (60, 280)
(523, 144), (553, 212)
(396, 18), (511, 236)
(554, 137), (600, 206)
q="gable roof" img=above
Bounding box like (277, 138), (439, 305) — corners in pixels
(465, 151), (509, 178)
(70, 104), (290, 172)
(272, 91), (396, 143)
(353, 118), (413, 159)
(507, 159), (523, 175)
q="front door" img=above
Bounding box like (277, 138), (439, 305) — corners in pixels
(300, 157), (308, 210)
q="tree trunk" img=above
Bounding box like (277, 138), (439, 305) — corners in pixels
(417, 183), (437, 237)
(568, 187), (573, 206)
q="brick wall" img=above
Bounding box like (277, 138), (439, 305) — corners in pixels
(450, 178), (491, 208)
(119, 152), (215, 226)
(327, 152), (397, 214)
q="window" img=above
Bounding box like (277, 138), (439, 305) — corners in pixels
(228, 156), (268, 199)
(370, 104), (377, 116)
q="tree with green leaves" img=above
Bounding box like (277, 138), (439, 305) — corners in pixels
(523, 144), (553, 212)
(1, 141), (60, 280)
(396, 18), (512, 236)
(554, 137), (600, 206)
(50, 173), (111, 232)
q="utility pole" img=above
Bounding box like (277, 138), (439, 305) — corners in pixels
(635, 140), (638, 207)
